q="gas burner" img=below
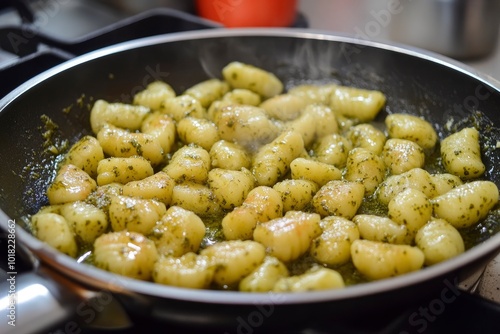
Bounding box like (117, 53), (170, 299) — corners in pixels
(0, 1), (218, 99)
(0, 0), (308, 99)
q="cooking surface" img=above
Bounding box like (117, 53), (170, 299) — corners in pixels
(0, 0), (499, 333)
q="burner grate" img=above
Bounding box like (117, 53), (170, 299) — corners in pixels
(0, 5), (220, 98)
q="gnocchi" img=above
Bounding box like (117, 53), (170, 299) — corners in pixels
(153, 253), (214, 289)
(310, 216), (359, 267)
(253, 211), (322, 262)
(431, 181), (499, 228)
(134, 81), (176, 110)
(31, 61), (499, 294)
(222, 186), (283, 240)
(150, 206), (206, 257)
(93, 230), (158, 280)
(415, 219), (464, 265)
(201, 240), (266, 286)
(385, 113), (438, 150)
(32, 212), (78, 257)
(351, 239), (425, 280)
(273, 267), (345, 292)
(222, 61), (283, 98)
(62, 136), (104, 178)
(312, 180), (365, 218)
(47, 164), (97, 205)
(60, 201), (108, 243)
(108, 196), (166, 235)
(239, 256), (289, 292)
(252, 131), (304, 186)
(90, 99), (150, 134)
(440, 127), (485, 180)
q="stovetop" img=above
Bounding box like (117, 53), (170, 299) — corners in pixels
(0, 1), (499, 333)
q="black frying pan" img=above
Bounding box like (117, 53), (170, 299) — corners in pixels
(1, 29), (500, 333)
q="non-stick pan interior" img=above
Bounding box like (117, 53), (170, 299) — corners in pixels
(1, 30), (499, 227)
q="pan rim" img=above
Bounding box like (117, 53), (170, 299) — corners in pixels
(1, 27), (499, 108)
(1, 28), (499, 305)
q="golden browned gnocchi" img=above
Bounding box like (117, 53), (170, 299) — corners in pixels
(288, 84), (336, 105)
(122, 171), (174, 205)
(253, 211), (321, 262)
(160, 94), (206, 121)
(221, 88), (261, 106)
(93, 230), (158, 280)
(208, 168), (255, 210)
(209, 140), (252, 170)
(330, 86), (386, 122)
(252, 131), (304, 186)
(32, 212), (78, 257)
(32, 61), (499, 293)
(289, 157), (342, 186)
(385, 113), (438, 150)
(163, 145), (210, 183)
(273, 179), (319, 212)
(260, 94), (308, 121)
(150, 206), (206, 257)
(97, 156), (154, 185)
(90, 99), (150, 134)
(133, 81), (176, 110)
(108, 196), (166, 235)
(140, 112), (176, 154)
(60, 201), (108, 243)
(312, 180), (365, 218)
(216, 104), (279, 150)
(222, 186), (283, 240)
(382, 138), (425, 175)
(387, 188), (432, 238)
(343, 148), (385, 194)
(63, 135), (104, 178)
(153, 253), (214, 289)
(376, 168), (436, 205)
(273, 267), (345, 292)
(347, 123), (386, 155)
(415, 219), (464, 265)
(431, 181), (499, 228)
(170, 182), (221, 217)
(47, 164), (97, 205)
(440, 127), (485, 180)
(310, 216), (359, 266)
(351, 239), (425, 280)
(312, 133), (352, 167)
(353, 214), (410, 245)
(200, 240), (266, 286)
(184, 78), (230, 108)
(430, 173), (463, 196)
(239, 256), (289, 292)
(97, 123), (164, 166)
(222, 61), (283, 98)
(177, 117), (220, 151)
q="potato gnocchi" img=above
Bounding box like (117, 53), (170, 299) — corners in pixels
(31, 61), (499, 292)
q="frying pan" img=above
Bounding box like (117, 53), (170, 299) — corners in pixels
(1, 29), (500, 333)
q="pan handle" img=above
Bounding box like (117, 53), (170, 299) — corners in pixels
(0, 270), (81, 334)
(0, 265), (133, 334)
(0, 256), (132, 334)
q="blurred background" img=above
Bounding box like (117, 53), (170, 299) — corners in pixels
(1, 0), (499, 80)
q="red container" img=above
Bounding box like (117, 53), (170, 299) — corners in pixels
(195, 0), (298, 27)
